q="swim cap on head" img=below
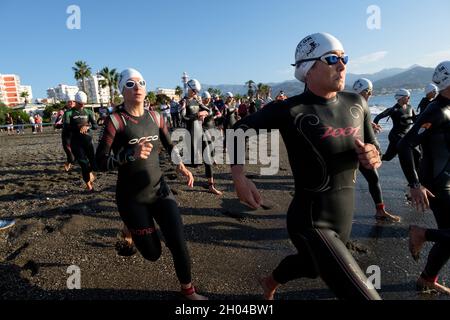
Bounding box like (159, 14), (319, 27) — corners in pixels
(118, 68), (145, 93)
(202, 91), (211, 99)
(394, 88), (411, 100)
(293, 32), (344, 82)
(187, 79), (201, 92)
(425, 83), (438, 95)
(75, 91), (87, 104)
(225, 92), (234, 98)
(353, 78), (373, 94)
(432, 61), (450, 91)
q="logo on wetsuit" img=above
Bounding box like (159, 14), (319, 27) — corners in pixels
(322, 126), (361, 139)
(128, 135), (159, 145)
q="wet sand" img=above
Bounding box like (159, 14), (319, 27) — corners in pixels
(0, 128), (448, 300)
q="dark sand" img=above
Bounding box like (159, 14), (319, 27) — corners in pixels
(0, 127), (448, 300)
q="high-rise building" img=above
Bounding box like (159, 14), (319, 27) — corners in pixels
(0, 74), (21, 106)
(78, 74), (111, 104)
(47, 84), (79, 102)
(19, 85), (33, 103)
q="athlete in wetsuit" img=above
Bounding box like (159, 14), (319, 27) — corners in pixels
(373, 89), (420, 163)
(180, 79), (209, 167)
(95, 68), (206, 300)
(353, 79), (400, 222)
(397, 61), (450, 295)
(231, 33), (382, 300)
(201, 91), (222, 195)
(64, 91), (98, 190)
(61, 94), (76, 172)
(417, 83), (439, 115)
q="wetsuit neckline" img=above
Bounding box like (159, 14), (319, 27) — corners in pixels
(304, 89), (338, 105)
(121, 106), (147, 119)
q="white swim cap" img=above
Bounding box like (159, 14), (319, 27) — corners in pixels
(394, 88), (411, 100)
(293, 32), (344, 83)
(432, 61), (450, 91)
(75, 91), (87, 104)
(201, 91), (211, 99)
(187, 79), (201, 92)
(353, 78), (373, 94)
(425, 83), (439, 95)
(118, 68), (145, 93)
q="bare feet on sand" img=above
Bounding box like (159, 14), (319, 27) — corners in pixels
(417, 276), (450, 295)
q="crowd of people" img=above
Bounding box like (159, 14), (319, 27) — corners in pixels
(1, 31), (449, 300)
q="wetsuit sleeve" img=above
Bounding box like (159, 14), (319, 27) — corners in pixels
(363, 103), (378, 147)
(233, 101), (283, 130)
(63, 110), (71, 131)
(398, 106), (444, 185)
(95, 116), (132, 171)
(158, 116), (183, 164)
(373, 107), (392, 124)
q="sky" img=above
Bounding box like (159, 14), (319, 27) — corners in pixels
(1, 0), (449, 99)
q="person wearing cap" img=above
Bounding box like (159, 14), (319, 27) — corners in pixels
(230, 33), (381, 300)
(64, 91), (98, 190)
(61, 94), (76, 171)
(398, 61), (450, 295)
(373, 88), (420, 164)
(96, 68), (207, 300)
(353, 79), (400, 222)
(201, 91), (223, 195)
(417, 83), (439, 115)
(180, 79), (210, 167)
(275, 91), (287, 101)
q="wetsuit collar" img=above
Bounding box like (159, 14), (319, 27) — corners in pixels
(304, 88), (338, 105)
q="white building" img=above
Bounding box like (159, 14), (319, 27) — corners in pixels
(47, 84), (79, 102)
(78, 74), (111, 104)
(0, 73), (33, 106)
(156, 88), (180, 100)
(19, 85), (33, 103)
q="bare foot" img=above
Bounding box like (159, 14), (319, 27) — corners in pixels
(375, 209), (401, 223)
(90, 172), (96, 182)
(86, 181), (94, 191)
(208, 184), (223, 196)
(258, 276), (279, 300)
(181, 286), (208, 300)
(417, 277), (450, 295)
(64, 163), (72, 172)
(409, 225), (426, 261)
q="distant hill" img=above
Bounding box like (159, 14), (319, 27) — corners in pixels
(372, 66), (434, 93)
(203, 65), (434, 98)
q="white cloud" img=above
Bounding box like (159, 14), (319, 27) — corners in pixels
(347, 51), (388, 73)
(418, 48), (450, 67)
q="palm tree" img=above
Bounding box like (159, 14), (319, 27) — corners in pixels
(98, 67), (119, 104)
(175, 86), (183, 99)
(72, 61), (92, 97)
(207, 88), (221, 97)
(146, 91), (157, 106)
(20, 91), (29, 106)
(245, 80), (256, 98)
(256, 83), (271, 99)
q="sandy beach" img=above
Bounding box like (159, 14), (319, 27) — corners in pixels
(0, 127), (449, 301)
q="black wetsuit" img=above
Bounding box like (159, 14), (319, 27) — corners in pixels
(417, 97), (433, 115)
(232, 90), (381, 300)
(95, 107), (192, 284)
(398, 94), (450, 282)
(373, 103), (419, 162)
(61, 108), (75, 165)
(182, 97), (209, 165)
(64, 108), (97, 182)
(202, 102), (222, 179)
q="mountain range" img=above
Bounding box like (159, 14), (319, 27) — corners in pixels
(203, 65), (435, 98)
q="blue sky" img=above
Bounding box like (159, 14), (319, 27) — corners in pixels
(1, 0), (449, 99)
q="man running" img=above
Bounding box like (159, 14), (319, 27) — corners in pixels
(180, 79), (209, 167)
(353, 78), (400, 222)
(61, 94), (76, 171)
(398, 61), (450, 295)
(96, 68), (207, 300)
(373, 89), (420, 164)
(64, 91), (98, 190)
(230, 33), (382, 300)
(417, 83), (439, 115)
